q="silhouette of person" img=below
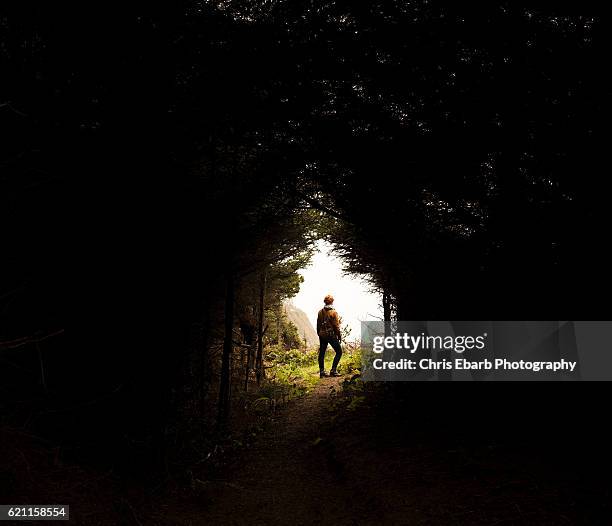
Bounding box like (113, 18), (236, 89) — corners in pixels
(316, 294), (343, 378)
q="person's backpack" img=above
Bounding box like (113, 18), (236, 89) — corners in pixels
(319, 308), (337, 339)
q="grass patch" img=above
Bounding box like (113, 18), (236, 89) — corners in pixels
(261, 345), (363, 408)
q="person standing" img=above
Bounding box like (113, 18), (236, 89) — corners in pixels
(316, 294), (342, 378)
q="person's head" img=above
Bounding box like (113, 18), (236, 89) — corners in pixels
(324, 294), (334, 305)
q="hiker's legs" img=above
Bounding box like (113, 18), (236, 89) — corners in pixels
(318, 338), (329, 371)
(330, 338), (342, 372)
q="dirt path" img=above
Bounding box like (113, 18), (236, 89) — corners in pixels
(155, 379), (612, 526)
(168, 376), (356, 525)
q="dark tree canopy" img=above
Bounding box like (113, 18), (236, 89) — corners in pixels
(1, 0), (608, 474)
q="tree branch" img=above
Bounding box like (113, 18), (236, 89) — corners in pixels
(0, 329), (64, 351)
(295, 191), (349, 222)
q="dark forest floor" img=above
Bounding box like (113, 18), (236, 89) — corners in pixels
(3, 377), (610, 525)
(152, 378), (611, 526)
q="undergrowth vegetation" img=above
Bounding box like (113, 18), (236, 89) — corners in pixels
(245, 343), (363, 414)
(188, 344), (366, 479)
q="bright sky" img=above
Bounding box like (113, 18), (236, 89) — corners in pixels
(291, 240), (382, 340)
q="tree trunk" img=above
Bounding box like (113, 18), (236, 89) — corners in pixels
(255, 269), (266, 385)
(218, 270), (234, 425)
(244, 343), (252, 391)
(383, 289), (392, 338)
(200, 311), (210, 420)
(383, 290), (392, 322)
(276, 304), (283, 347)
(36, 342), (47, 394)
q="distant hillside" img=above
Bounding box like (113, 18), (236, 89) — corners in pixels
(284, 302), (318, 348)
